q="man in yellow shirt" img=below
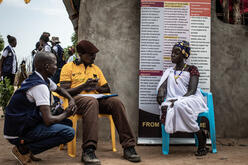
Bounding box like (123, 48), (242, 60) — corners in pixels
(60, 40), (141, 165)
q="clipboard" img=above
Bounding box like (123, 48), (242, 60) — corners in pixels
(78, 94), (118, 99)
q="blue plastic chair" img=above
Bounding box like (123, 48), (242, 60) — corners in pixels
(161, 89), (217, 155)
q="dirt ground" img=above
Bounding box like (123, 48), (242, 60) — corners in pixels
(0, 117), (248, 165)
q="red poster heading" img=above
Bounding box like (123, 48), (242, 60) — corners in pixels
(139, 70), (163, 76)
(190, 3), (211, 16)
(141, 2), (164, 7)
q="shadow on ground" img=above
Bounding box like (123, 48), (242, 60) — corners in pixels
(0, 118), (248, 165)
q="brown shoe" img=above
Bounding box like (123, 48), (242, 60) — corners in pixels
(11, 146), (38, 165)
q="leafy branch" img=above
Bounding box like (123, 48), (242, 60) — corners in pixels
(0, 78), (14, 113)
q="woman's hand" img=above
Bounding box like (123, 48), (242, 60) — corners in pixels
(169, 99), (177, 108)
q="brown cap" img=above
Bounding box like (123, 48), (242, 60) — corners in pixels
(76, 40), (99, 54)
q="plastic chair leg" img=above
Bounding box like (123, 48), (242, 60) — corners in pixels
(67, 116), (78, 158)
(59, 144), (64, 150)
(161, 124), (169, 155)
(66, 114), (117, 157)
(108, 115), (117, 152)
(209, 117), (217, 153)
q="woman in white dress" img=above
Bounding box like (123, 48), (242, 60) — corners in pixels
(156, 41), (208, 156)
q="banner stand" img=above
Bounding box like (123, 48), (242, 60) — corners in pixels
(138, 0), (211, 144)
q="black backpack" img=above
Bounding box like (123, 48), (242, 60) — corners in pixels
(52, 44), (66, 68)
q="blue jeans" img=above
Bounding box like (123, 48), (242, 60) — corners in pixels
(8, 119), (75, 155)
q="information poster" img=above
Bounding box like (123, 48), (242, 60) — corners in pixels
(138, 0), (211, 144)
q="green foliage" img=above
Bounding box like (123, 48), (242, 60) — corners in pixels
(71, 32), (78, 47)
(63, 46), (71, 61)
(63, 32), (78, 61)
(0, 78), (14, 112)
(0, 34), (4, 56)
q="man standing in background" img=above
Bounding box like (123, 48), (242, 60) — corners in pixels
(51, 36), (65, 84)
(0, 35), (18, 85)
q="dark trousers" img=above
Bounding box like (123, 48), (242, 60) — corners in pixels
(3, 73), (15, 85)
(74, 96), (136, 150)
(52, 68), (62, 84)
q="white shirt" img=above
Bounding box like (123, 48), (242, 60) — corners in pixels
(67, 54), (77, 63)
(44, 44), (51, 52)
(2, 45), (17, 74)
(26, 71), (57, 106)
(53, 44), (58, 54)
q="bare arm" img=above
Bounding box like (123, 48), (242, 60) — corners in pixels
(55, 86), (74, 102)
(96, 83), (111, 93)
(157, 79), (167, 105)
(60, 81), (88, 96)
(54, 86), (77, 114)
(184, 75), (199, 97)
(60, 79), (110, 96)
(39, 105), (73, 126)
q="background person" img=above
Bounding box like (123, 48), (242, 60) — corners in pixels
(60, 40), (141, 165)
(66, 46), (77, 63)
(0, 35), (18, 85)
(4, 51), (77, 165)
(51, 36), (65, 84)
(31, 42), (42, 72)
(17, 60), (28, 87)
(39, 34), (51, 52)
(156, 41), (209, 156)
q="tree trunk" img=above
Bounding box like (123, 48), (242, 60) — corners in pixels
(233, 0), (242, 24)
(222, 0), (230, 23)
